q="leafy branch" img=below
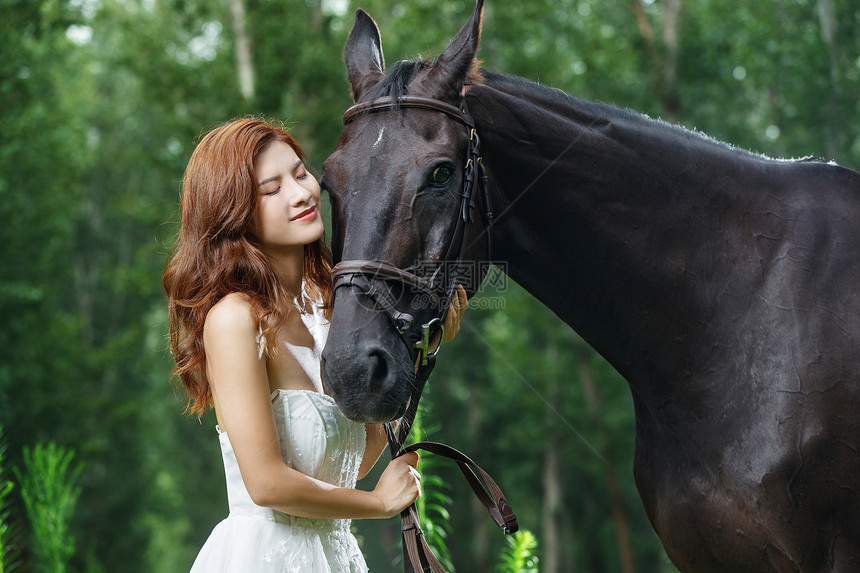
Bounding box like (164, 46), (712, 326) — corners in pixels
(497, 529), (540, 573)
(0, 426), (22, 573)
(14, 442), (83, 573)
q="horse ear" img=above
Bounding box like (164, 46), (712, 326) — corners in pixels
(414, 0), (484, 101)
(343, 9), (386, 102)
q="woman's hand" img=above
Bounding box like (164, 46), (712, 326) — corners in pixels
(371, 452), (421, 518)
(440, 284), (468, 344)
(413, 285), (468, 370)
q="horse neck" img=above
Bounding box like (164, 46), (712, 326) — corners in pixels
(467, 74), (776, 396)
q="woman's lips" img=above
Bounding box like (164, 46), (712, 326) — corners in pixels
(291, 207), (318, 222)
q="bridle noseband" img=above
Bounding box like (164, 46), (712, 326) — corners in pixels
(332, 95), (493, 367)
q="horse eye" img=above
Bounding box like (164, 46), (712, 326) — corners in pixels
(431, 166), (452, 185)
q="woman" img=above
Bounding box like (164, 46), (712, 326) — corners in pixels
(162, 118), (467, 572)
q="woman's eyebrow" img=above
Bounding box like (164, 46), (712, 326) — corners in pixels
(257, 162), (303, 186)
(257, 175), (281, 187)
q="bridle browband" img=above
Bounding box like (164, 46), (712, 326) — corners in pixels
(331, 96), (514, 573)
(343, 95), (474, 128)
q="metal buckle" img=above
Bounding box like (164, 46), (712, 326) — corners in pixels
(413, 317), (444, 366)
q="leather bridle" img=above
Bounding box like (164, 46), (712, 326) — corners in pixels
(332, 95), (493, 369)
(331, 96), (515, 573)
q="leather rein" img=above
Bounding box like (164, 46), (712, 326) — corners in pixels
(332, 96), (516, 573)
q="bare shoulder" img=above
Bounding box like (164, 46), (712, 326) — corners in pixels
(203, 294), (271, 433)
(204, 293), (257, 343)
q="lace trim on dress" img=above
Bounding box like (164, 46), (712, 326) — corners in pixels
(261, 526), (365, 573)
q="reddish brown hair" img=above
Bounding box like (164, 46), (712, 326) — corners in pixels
(162, 118), (332, 416)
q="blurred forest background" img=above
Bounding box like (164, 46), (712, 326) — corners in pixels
(1, 0), (858, 571)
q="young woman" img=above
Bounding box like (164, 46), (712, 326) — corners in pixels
(162, 118), (467, 572)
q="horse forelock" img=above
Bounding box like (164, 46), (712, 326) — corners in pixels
(362, 57), (485, 102)
(363, 60), (430, 100)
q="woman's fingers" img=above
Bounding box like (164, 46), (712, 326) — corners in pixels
(400, 451), (419, 468)
(374, 452), (423, 516)
(403, 456), (422, 497)
(412, 285), (469, 369)
(398, 453), (422, 500)
(442, 284), (468, 343)
(410, 466), (422, 496)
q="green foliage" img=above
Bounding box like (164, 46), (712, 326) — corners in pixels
(0, 426), (21, 573)
(496, 529), (539, 573)
(14, 443), (82, 573)
(0, 478), (15, 573)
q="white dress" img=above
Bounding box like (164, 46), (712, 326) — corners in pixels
(189, 295), (370, 573)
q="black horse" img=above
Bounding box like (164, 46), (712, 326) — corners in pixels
(320, 1), (860, 570)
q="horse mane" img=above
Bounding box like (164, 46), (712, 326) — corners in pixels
(367, 62), (814, 165)
(477, 70), (791, 163)
(477, 69), (635, 122)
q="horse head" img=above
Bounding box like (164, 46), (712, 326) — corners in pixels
(320, 1), (489, 423)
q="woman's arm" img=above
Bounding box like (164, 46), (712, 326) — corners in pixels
(204, 295), (419, 519)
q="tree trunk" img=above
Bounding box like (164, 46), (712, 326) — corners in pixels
(466, 373), (490, 572)
(817, 0), (845, 162)
(630, 0), (683, 122)
(229, 0), (254, 100)
(541, 345), (563, 573)
(542, 435), (562, 573)
(577, 352), (637, 573)
(660, 0), (682, 121)
(309, 0), (324, 33)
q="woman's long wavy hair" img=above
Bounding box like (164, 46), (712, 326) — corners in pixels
(162, 118), (332, 416)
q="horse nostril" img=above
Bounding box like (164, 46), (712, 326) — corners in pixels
(366, 348), (394, 393)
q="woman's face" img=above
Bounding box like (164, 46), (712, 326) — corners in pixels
(251, 141), (325, 252)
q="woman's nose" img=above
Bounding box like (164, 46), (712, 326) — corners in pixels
(290, 182), (314, 206)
